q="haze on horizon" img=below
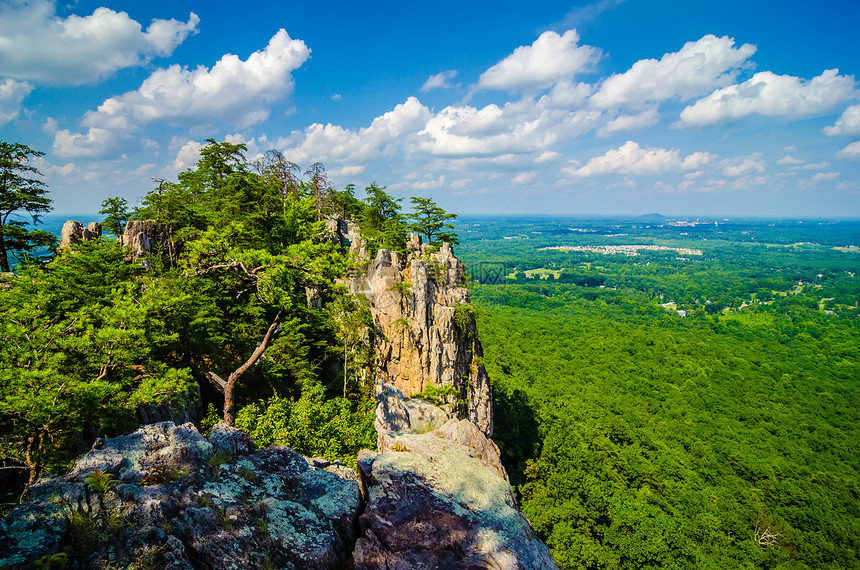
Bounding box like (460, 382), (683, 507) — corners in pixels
(1, 0), (858, 219)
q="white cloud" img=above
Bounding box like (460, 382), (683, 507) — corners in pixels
(330, 93), (343, 101)
(837, 141), (860, 158)
(597, 108), (659, 136)
(811, 171), (839, 182)
(564, 140), (715, 176)
(0, 1), (198, 85)
(162, 139), (205, 176)
(823, 104), (860, 136)
(679, 69), (857, 127)
(590, 34), (756, 109)
(55, 30), (310, 158)
(777, 155), (803, 165)
(86, 29), (308, 129)
(721, 154), (765, 177)
(476, 30), (601, 91)
(793, 160), (830, 170)
(411, 174), (446, 190)
(548, 80), (593, 109)
(419, 95), (600, 157)
(535, 151), (561, 163)
(52, 127), (131, 159)
(421, 70), (459, 92)
(328, 164), (367, 177)
(288, 96), (432, 164)
(0, 78), (33, 126)
(512, 171), (536, 184)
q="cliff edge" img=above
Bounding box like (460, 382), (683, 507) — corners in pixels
(353, 233), (494, 437)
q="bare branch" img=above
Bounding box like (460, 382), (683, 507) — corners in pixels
(206, 371), (227, 392)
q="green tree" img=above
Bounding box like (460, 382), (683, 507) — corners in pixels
(408, 196), (459, 246)
(99, 196), (130, 238)
(0, 240), (193, 482)
(361, 183), (407, 254)
(0, 141), (54, 272)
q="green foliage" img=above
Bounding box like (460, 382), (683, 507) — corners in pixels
(98, 197), (129, 238)
(458, 216), (860, 570)
(0, 239), (194, 481)
(0, 141), (54, 272)
(361, 183), (407, 255)
(453, 302), (475, 331)
(408, 196), (458, 245)
(235, 380), (376, 468)
(387, 281), (413, 298)
(34, 552), (67, 570)
(200, 404), (222, 437)
(84, 468), (117, 494)
(411, 383), (459, 406)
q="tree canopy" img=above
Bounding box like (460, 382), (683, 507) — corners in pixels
(0, 141), (54, 272)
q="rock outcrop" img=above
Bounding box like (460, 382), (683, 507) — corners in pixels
(0, 389), (558, 568)
(353, 234), (494, 436)
(354, 385), (558, 569)
(121, 220), (174, 268)
(0, 422), (360, 569)
(58, 221), (102, 250)
(325, 215), (367, 257)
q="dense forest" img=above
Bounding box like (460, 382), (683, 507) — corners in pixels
(457, 216), (860, 569)
(0, 140), (456, 490)
(2, 138), (859, 568)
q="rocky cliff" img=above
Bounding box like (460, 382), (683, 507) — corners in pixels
(0, 388), (558, 569)
(352, 233), (494, 437)
(58, 221), (102, 250)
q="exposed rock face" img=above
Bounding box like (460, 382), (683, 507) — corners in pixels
(325, 215), (367, 257)
(0, 422), (360, 569)
(58, 220), (102, 250)
(354, 385), (558, 569)
(135, 384), (202, 426)
(354, 234), (494, 436)
(0, 392), (559, 569)
(121, 219), (174, 268)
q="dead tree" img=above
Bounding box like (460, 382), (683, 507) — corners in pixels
(207, 308), (284, 426)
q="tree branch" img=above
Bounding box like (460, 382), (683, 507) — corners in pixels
(227, 307), (285, 385)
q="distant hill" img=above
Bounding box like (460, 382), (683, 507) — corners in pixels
(638, 213), (667, 221)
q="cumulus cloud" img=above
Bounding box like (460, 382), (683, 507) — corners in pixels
(0, 78), (33, 126)
(0, 1), (198, 85)
(52, 127), (132, 159)
(679, 69), (857, 127)
(476, 30), (601, 91)
(563, 140), (715, 176)
(86, 29), (308, 128)
(721, 154), (765, 177)
(590, 34), (756, 109)
(597, 108), (659, 136)
(548, 80), (593, 108)
(162, 139), (206, 177)
(421, 70), (459, 92)
(287, 96), (432, 165)
(419, 96), (600, 157)
(55, 30), (310, 158)
(838, 141), (860, 158)
(823, 104), (860, 136)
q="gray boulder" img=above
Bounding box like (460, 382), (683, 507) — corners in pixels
(354, 386), (558, 569)
(0, 422), (360, 569)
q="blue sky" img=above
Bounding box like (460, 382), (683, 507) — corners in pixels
(1, 0), (859, 218)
